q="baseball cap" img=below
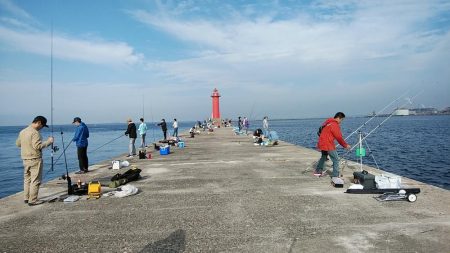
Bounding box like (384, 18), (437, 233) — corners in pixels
(33, 116), (49, 128)
(73, 117), (81, 123)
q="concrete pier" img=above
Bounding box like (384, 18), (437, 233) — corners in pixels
(1, 128), (449, 252)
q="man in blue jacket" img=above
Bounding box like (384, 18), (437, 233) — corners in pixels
(72, 117), (89, 174)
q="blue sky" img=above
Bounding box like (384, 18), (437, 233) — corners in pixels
(1, 0), (449, 126)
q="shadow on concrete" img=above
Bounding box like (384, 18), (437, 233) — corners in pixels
(139, 229), (186, 253)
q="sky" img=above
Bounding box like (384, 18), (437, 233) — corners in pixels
(0, 0), (449, 126)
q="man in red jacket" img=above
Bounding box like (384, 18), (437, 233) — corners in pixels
(315, 112), (351, 178)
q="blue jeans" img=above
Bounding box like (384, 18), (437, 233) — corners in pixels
(129, 138), (136, 155)
(173, 128), (178, 137)
(316, 150), (340, 177)
(140, 134), (146, 148)
(263, 128), (269, 137)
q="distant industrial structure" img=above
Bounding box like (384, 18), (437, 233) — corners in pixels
(391, 107), (449, 116)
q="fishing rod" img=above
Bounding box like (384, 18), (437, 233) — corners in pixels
(90, 134), (124, 153)
(150, 103), (155, 142)
(51, 140), (73, 167)
(344, 90), (409, 141)
(44, 131), (72, 177)
(59, 129), (73, 194)
(50, 22), (57, 171)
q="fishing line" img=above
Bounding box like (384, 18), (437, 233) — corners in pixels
(344, 90), (409, 141)
(347, 91), (422, 153)
(150, 103), (155, 143)
(90, 134), (124, 153)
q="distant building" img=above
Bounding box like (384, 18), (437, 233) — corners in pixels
(409, 108), (438, 115)
(393, 108), (409, 116)
(440, 107), (450, 114)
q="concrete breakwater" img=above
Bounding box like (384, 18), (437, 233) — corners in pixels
(1, 128), (449, 252)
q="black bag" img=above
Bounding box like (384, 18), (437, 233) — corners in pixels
(139, 150), (146, 159)
(353, 170), (376, 189)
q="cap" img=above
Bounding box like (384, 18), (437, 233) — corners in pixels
(33, 116), (49, 128)
(73, 117), (81, 123)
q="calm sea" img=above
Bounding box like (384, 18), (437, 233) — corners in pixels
(0, 122), (192, 199)
(1, 115), (449, 198)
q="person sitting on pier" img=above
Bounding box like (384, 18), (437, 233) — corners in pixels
(189, 126), (195, 138)
(253, 128), (263, 145)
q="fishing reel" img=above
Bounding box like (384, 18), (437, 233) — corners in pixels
(52, 146), (59, 152)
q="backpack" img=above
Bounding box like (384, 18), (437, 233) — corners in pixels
(317, 125), (324, 136)
(317, 123), (330, 136)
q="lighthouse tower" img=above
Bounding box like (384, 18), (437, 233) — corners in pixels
(211, 88), (221, 126)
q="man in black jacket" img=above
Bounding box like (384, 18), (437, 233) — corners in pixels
(157, 119), (168, 140)
(125, 118), (137, 157)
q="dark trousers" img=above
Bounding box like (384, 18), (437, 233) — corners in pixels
(77, 147), (89, 172)
(163, 130), (167, 140)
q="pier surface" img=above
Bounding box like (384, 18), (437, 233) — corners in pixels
(1, 128), (449, 252)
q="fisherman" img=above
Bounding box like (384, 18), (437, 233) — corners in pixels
(157, 119), (168, 140)
(72, 117), (90, 174)
(125, 118), (137, 157)
(172, 118), (179, 138)
(243, 117), (249, 134)
(262, 116), (269, 137)
(138, 118), (148, 148)
(16, 116), (54, 206)
(238, 116), (242, 132)
(314, 112), (351, 177)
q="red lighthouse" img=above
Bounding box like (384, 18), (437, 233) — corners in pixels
(211, 88), (221, 126)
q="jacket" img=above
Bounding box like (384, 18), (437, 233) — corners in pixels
(73, 122), (89, 148)
(317, 118), (348, 151)
(125, 123), (137, 138)
(16, 125), (52, 159)
(138, 122), (147, 135)
(158, 121), (167, 131)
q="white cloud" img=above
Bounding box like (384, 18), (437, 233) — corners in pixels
(0, 25), (143, 66)
(0, 0), (34, 22)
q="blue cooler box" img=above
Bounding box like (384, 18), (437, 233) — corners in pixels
(160, 146), (170, 155)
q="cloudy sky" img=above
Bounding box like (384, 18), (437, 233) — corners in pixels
(0, 0), (449, 126)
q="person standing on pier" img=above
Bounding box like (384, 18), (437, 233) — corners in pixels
(243, 117), (249, 134)
(262, 116), (269, 137)
(314, 112), (351, 178)
(16, 116), (54, 206)
(138, 118), (148, 148)
(238, 116), (242, 132)
(172, 118), (179, 138)
(125, 118), (137, 157)
(157, 119), (168, 140)
(72, 117), (90, 174)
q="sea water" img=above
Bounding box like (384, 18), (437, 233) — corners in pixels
(265, 115), (450, 190)
(0, 122), (192, 199)
(1, 116), (449, 199)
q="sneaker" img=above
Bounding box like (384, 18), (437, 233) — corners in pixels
(126, 155), (134, 158)
(75, 170), (86, 174)
(24, 200), (28, 204)
(28, 200), (45, 206)
(313, 171), (322, 176)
